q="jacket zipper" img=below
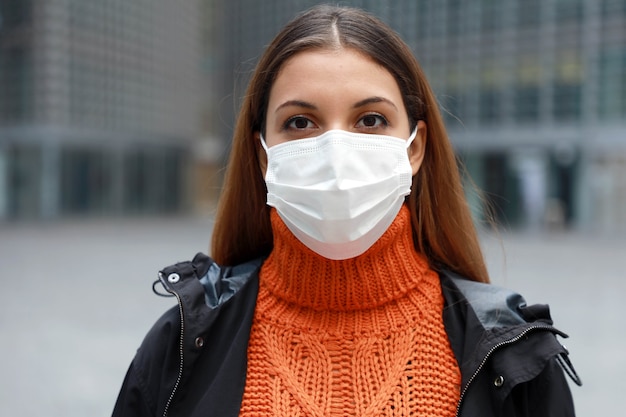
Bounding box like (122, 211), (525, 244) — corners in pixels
(454, 324), (554, 417)
(162, 290), (185, 417)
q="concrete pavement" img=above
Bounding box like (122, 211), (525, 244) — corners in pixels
(1, 217), (622, 416)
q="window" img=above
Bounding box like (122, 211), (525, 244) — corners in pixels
(553, 51), (583, 121)
(481, 0), (505, 33)
(0, 48), (32, 123)
(60, 148), (114, 215)
(479, 59), (506, 124)
(601, 0), (626, 18)
(555, 0), (583, 23)
(0, 0), (32, 29)
(6, 145), (41, 218)
(515, 55), (542, 122)
(598, 47), (626, 120)
(553, 83), (582, 121)
(515, 86), (540, 121)
(479, 89), (501, 123)
(517, 0), (541, 28)
(447, 0), (463, 36)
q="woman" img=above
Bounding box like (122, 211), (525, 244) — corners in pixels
(113, 5), (581, 417)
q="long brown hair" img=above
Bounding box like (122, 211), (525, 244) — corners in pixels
(211, 5), (490, 283)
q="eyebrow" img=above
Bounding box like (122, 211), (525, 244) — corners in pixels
(275, 100), (317, 113)
(275, 96), (398, 113)
(353, 96), (398, 111)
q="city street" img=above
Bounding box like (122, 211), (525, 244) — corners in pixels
(1, 216), (622, 416)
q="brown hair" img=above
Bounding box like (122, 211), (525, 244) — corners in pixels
(211, 5), (490, 283)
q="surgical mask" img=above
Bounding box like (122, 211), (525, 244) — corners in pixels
(261, 128), (417, 260)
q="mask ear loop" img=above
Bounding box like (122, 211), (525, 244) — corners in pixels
(405, 127), (418, 149)
(259, 135), (271, 184)
(259, 134), (270, 153)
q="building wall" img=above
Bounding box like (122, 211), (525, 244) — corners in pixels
(0, 0), (205, 219)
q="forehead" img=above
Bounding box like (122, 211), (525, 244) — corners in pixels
(268, 48), (403, 104)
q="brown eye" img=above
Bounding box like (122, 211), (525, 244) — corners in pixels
(294, 117), (309, 129)
(356, 114), (388, 129)
(284, 116), (315, 130)
(362, 115), (378, 127)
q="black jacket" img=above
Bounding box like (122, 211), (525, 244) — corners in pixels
(113, 253), (581, 417)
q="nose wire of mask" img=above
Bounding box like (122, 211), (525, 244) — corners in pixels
(260, 128), (416, 151)
(260, 129), (416, 260)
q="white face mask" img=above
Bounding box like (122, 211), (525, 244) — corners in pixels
(261, 129), (417, 260)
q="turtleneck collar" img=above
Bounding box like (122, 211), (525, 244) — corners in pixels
(259, 204), (434, 311)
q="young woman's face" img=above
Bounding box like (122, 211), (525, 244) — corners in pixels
(262, 48), (426, 174)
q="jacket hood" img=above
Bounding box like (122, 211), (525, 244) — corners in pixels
(440, 271), (581, 407)
(445, 273), (554, 329)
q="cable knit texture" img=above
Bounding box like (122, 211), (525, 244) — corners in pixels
(239, 205), (461, 417)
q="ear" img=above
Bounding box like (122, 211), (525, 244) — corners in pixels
(255, 131), (268, 176)
(408, 120), (427, 176)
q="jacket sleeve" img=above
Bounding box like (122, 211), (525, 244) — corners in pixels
(112, 305), (182, 417)
(112, 362), (155, 417)
(507, 355), (577, 417)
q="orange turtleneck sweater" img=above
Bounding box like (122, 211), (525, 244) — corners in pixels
(239, 205), (461, 417)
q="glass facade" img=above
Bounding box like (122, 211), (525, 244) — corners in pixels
(0, 0), (202, 219)
(0, 1), (33, 125)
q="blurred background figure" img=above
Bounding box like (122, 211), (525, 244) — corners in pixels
(1, 0), (626, 232)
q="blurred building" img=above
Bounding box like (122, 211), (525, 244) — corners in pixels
(214, 0), (626, 231)
(0, 0), (208, 219)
